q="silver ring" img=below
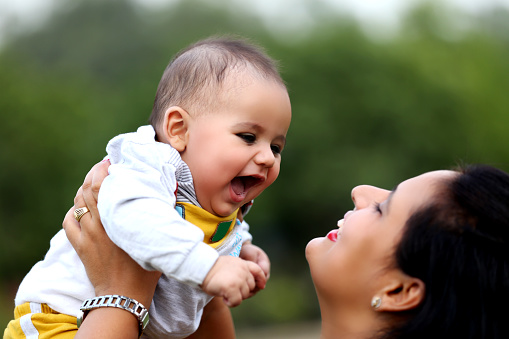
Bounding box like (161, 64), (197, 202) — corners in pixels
(74, 207), (90, 222)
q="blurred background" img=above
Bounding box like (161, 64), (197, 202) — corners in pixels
(1, 0), (509, 337)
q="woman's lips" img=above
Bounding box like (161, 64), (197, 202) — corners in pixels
(327, 230), (338, 242)
(326, 219), (344, 242)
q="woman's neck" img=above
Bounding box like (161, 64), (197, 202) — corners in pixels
(319, 303), (380, 339)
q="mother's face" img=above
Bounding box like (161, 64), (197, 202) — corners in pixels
(305, 170), (456, 307)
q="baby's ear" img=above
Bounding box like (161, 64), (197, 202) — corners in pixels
(161, 106), (189, 152)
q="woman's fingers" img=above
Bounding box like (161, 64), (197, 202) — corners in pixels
(66, 160), (110, 251)
(74, 162), (95, 207)
(63, 159), (159, 309)
(82, 161), (107, 212)
(91, 160), (110, 200)
(62, 206), (81, 251)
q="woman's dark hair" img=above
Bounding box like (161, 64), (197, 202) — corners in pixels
(383, 165), (509, 338)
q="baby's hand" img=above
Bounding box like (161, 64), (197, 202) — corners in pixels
(200, 256), (266, 307)
(239, 242), (271, 279)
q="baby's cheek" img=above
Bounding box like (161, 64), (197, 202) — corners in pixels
(267, 167), (280, 185)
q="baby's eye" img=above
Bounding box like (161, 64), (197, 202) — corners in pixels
(237, 133), (256, 144)
(271, 144), (282, 155)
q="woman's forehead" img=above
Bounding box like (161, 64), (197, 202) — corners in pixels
(391, 170), (456, 211)
(403, 170), (456, 190)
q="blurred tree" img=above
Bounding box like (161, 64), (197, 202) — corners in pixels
(0, 0), (275, 278)
(1, 0), (509, 329)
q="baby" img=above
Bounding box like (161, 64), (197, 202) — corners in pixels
(8, 36), (291, 338)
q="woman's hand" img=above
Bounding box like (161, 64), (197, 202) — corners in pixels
(62, 160), (161, 338)
(63, 160), (161, 304)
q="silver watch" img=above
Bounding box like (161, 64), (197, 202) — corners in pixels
(77, 295), (149, 336)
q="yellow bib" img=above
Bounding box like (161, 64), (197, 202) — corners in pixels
(175, 202), (238, 248)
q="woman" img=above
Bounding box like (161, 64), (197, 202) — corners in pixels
(64, 161), (508, 338)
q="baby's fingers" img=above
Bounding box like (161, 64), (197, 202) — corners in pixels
(247, 261), (267, 291)
(257, 252), (271, 279)
(223, 290), (242, 308)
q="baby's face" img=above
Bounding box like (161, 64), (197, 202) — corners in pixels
(180, 78), (291, 217)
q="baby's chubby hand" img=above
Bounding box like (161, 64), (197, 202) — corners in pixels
(239, 242), (270, 279)
(200, 256), (266, 307)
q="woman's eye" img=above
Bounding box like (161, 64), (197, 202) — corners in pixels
(373, 202), (382, 214)
(237, 133), (256, 143)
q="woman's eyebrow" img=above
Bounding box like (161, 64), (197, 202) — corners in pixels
(385, 184), (399, 213)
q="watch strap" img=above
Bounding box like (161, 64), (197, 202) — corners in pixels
(77, 295), (149, 336)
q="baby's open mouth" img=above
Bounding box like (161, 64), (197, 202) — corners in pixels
(231, 176), (263, 197)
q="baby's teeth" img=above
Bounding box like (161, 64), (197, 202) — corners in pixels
(337, 219), (344, 227)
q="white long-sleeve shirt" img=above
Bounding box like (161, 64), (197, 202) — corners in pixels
(98, 125), (219, 285)
(15, 125), (252, 338)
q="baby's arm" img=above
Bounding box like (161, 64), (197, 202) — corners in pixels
(99, 165), (218, 286)
(99, 128), (218, 286)
(200, 256), (266, 307)
(185, 297), (235, 339)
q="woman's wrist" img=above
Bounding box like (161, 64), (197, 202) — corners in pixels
(77, 295), (149, 336)
(94, 272), (160, 309)
(91, 257), (161, 309)
(75, 306), (140, 339)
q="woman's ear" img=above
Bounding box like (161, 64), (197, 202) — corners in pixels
(160, 106), (190, 152)
(376, 273), (425, 312)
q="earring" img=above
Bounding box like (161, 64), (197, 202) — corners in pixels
(371, 296), (382, 310)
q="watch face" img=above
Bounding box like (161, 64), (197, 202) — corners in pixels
(76, 310), (85, 328)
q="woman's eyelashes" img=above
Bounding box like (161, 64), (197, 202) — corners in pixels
(373, 202), (382, 214)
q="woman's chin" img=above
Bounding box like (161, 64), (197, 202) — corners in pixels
(305, 236), (326, 261)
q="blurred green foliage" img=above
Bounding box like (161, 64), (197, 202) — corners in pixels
(1, 0), (509, 330)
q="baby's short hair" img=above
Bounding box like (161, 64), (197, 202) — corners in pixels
(149, 36), (285, 128)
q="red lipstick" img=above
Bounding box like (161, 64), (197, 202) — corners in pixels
(327, 230), (338, 242)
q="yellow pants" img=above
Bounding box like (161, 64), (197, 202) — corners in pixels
(4, 303), (77, 339)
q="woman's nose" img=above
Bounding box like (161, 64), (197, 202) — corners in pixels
(351, 185), (388, 209)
